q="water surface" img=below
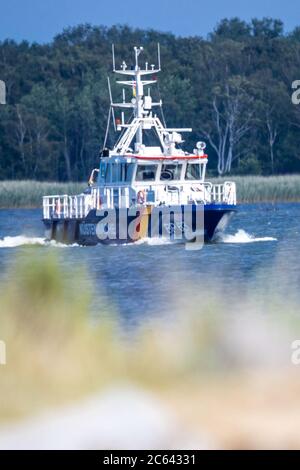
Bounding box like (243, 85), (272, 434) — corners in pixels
(0, 204), (299, 324)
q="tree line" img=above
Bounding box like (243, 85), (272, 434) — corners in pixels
(1, 18), (300, 181)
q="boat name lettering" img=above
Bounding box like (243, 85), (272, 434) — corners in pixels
(80, 224), (96, 236)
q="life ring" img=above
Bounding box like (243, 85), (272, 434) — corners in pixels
(137, 190), (145, 205)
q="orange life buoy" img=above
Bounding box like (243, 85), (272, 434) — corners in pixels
(137, 190), (145, 205)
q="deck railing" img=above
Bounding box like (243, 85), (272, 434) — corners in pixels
(43, 190), (99, 220)
(208, 181), (237, 205)
(163, 181), (236, 206)
(43, 182), (236, 220)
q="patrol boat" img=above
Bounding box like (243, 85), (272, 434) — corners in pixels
(43, 45), (237, 246)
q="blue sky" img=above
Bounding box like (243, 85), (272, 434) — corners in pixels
(0, 0), (298, 43)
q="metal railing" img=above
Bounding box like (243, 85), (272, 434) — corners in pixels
(201, 181), (236, 205)
(44, 195), (78, 220)
(102, 186), (130, 209)
(43, 187), (130, 219)
(43, 189), (101, 220)
(162, 181), (236, 206)
(43, 182), (236, 220)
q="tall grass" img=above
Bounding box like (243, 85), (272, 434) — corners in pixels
(0, 181), (86, 209)
(212, 174), (300, 203)
(1, 176), (300, 208)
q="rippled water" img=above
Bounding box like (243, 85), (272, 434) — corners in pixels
(0, 204), (299, 323)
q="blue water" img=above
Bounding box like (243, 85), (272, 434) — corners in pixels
(0, 204), (299, 324)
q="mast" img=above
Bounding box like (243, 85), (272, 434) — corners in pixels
(134, 47), (144, 145)
(108, 45), (192, 156)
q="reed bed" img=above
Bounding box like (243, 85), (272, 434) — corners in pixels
(0, 181), (86, 209)
(211, 174), (300, 203)
(1, 176), (300, 208)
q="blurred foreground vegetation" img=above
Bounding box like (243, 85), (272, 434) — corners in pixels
(1, 252), (300, 448)
(1, 176), (300, 208)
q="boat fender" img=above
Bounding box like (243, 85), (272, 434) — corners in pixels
(55, 198), (61, 215)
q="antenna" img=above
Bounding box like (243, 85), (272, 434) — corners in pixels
(122, 89), (125, 125)
(157, 43), (161, 71)
(112, 44), (116, 72)
(134, 46), (143, 69)
(107, 77), (116, 131)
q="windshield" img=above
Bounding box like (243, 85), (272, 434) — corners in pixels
(135, 165), (157, 182)
(160, 164), (182, 181)
(185, 163), (201, 180)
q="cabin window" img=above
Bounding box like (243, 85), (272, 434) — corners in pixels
(185, 163), (201, 180)
(112, 163), (121, 183)
(102, 162), (134, 184)
(121, 163), (135, 183)
(160, 164), (182, 181)
(105, 164), (112, 183)
(135, 164), (157, 182)
(99, 163), (106, 183)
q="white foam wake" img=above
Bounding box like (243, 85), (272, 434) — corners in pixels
(219, 229), (277, 244)
(0, 236), (78, 248)
(134, 237), (173, 246)
(0, 231), (277, 248)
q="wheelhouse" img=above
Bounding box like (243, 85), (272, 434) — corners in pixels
(98, 155), (208, 188)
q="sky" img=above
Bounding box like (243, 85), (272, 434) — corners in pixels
(0, 0), (299, 43)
